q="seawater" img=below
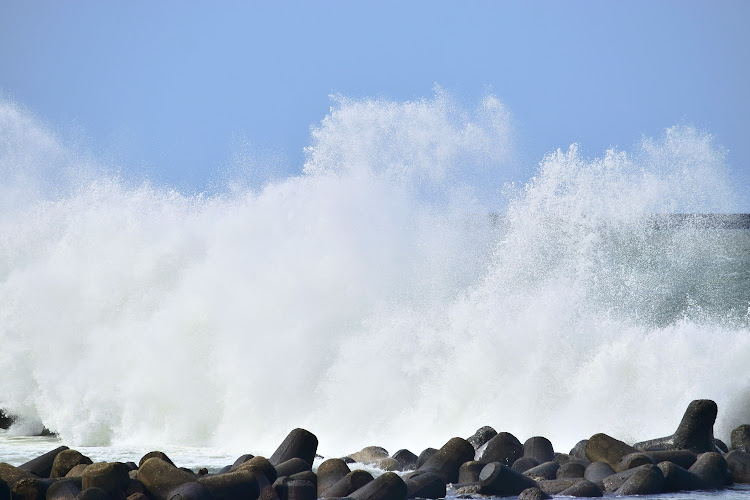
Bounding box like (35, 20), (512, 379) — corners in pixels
(1, 92), (749, 470)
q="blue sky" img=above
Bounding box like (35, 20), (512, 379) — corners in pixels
(1, 1), (749, 206)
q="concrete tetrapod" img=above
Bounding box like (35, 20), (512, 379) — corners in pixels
(270, 429), (318, 467)
(349, 472), (407, 500)
(19, 446), (70, 478)
(418, 437), (475, 484)
(634, 400), (719, 453)
(479, 462), (538, 496)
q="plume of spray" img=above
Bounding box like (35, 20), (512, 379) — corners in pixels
(0, 92), (748, 457)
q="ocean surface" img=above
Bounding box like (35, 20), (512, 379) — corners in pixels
(1, 93), (749, 498)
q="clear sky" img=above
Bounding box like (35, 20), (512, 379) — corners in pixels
(1, 1), (749, 207)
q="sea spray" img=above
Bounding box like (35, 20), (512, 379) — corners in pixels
(0, 93), (748, 459)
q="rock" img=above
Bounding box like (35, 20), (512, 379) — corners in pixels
(125, 478), (145, 497)
(348, 447), (389, 465)
(76, 487), (111, 500)
(647, 450), (697, 469)
(732, 425), (750, 453)
(418, 437), (475, 483)
(46, 479), (83, 500)
(373, 458), (399, 472)
(453, 484), (481, 496)
(81, 462), (130, 497)
(558, 479), (603, 497)
(585, 434), (639, 469)
(167, 482), (213, 500)
(402, 470), (444, 499)
(715, 439), (729, 453)
(19, 446), (70, 478)
(349, 472), (407, 500)
(583, 462), (615, 482)
(270, 429), (318, 467)
(230, 454), (255, 470)
(535, 478), (580, 495)
(479, 462), (537, 496)
(289, 471), (316, 487)
(12, 477), (56, 500)
(66, 465), (90, 478)
(634, 400), (719, 453)
(0, 462), (36, 486)
(138, 458), (196, 500)
(235, 456), (278, 483)
(317, 459), (351, 497)
(51, 451), (93, 479)
(688, 452), (728, 489)
(138, 452), (175, 469)
(390, 450), (417, 471)
(725, 450), (750, 484)
(279, 479), (316, 500)
(275, 458), (310, 478)
(657, 461), (709, 492)
(322, 470), (373, 498)
(615, 452), (653, 472)
(511, 457), (539, 473)
(197, 470), (261, 500)
(523, 461), (559, 480)
(128, 494), (149, 500)
(0, 479), (10, 500)
(569, 440), (589, 461)
(414, 449), (437, 470)
(557, 461), (586, 479)
(614, 464), (664, 495)
(467, 426), (497, 450)
(0, 410), (14, 430)
(518, 486), (550, 500)
(457, 461), (484, 483)
(523, 437), (554, 463)
(476, 432), (523, 466)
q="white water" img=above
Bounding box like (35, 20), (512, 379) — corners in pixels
(1, 92), (749, 462)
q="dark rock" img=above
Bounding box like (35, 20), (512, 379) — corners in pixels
(322, 470), (373, 498)
(583, 462), (615, 482)
(349, 472), (406, 500)
(715, 439), (729, 453)
(452, 484), (481, 496)
(230, 454), (255, 470)
(467, 426), (497, 450)
(457, 461), (484, 483)
(270, 429), (318, 467)
(372, 459), (399, 472)
(19, 446), (69, 478)
(348, 447), (389, 465)
(634, 400), (719, 454)
(138, 458), (196, 500)
(511, 457), (539, 474)
(340, 457), (355, 465)
(197, 469), (208, 476)
(12, 477), (56, 500)
(614, 464), (664, 495)
(138, 452), (175, 469)
(125, 479), (144, 497)
(556, 461), (586, 479)
(725, 450), (750, 483)
(317, 459), (351, 497)
(66, 465), (90, 478)
(51, 450), (93, 479)
(289, 471), (316, 487)
(235, 456), (278, 483)
(197, 470), (260, 500)
(585, 434), (638, 469)
(518, 486), (550, 500)
(523, 461), (559, 480)
(402, 470), (444, 499)
(167, 482), (213, 500)
(732, 425), (750, 453)
(46, 479), (83, 500)
(274, 458), (310, 478)
(479, 462), (537, 496)
(647, 450), (697, 469)
(553, 453), (586, 466)
(127, 494), (149, 500)
(0, 410), (14, 430)
(414, 449), (436, 470)
(280, 479), (315, 500)
(615, 452), (653, 472)
(0, 479), (10, 500)
(558, 479), (603, 497)
(390, 450), (417, 471)
(535, 478), (580, 495)
(657, 461), (709, 492)
(569, 440), (589, 461)
(523, 437), (554, 463)
(418, 437), (474, 483)
(81, 462), (130, 497)
(75, 487), (111, 500)
(475, 432), (523, 466)
(0, 462), (37, 486)
(688, 451), (728, 489)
